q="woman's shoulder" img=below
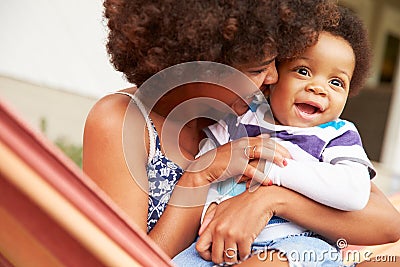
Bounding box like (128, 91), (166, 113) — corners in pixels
(85, 87), (142, 130)
(83, 86), (150, 171)
(89, 87), (138, 114)
(83, 87), (152, 155)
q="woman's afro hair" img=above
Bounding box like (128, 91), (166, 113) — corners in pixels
(103, 0), (339, 86)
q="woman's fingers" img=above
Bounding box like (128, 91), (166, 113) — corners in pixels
(198, 204), (217, 235)
(195, 231), (213, 261)
(211, 233), (225, 263)
(189, 135), (291, 185)
(244, 164), (273, 192)
(269, 139), (292, 159)
(197, 191), (277, 264)
(223, 242), (238, 264)
(238, 136), (290, 167)
(253, 141), (289, 167)
(237, 238), (252, 262)
(244, 164), (272, 185)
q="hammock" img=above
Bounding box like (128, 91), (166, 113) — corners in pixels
(0, 97), (173, 267)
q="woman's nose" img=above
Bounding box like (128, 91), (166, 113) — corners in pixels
(263, 65), (278, 85)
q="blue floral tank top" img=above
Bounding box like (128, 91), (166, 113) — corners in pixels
(114, 91), (184, 233)
(146, 123), (184, 232)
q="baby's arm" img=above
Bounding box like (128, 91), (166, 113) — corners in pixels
(266, 121), (375, 211)
(267, 159), (371, 211)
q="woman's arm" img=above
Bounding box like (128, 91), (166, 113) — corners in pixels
(83, 93), (290, 258)
(268, 159), (371, 211)
(275, 182), (400, 245)
(83, 93), (150, 231)
(196, 182), (400, 263)
(83, 93), (206, 258)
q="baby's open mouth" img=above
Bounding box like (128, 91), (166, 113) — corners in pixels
(295, 103), (322, 114)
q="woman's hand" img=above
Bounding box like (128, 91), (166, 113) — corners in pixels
(170, 136), (290, 258)
(195, 178), (400, 266)
(186, 135), (291, 187)
(196, 187), (276, 264)
(192, 137), (290, 264)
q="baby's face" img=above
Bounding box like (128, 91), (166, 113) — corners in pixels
(269, 32), (355, 127)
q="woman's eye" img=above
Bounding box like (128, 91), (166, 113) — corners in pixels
(249, 68), (266, 75)
(330, 78), (344, 88)
(296, 67), (309, 76)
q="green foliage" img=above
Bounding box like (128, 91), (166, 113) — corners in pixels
(39, 117), (48, 134)
(38, 117), (83, 168)
(55, 137), (83, 168)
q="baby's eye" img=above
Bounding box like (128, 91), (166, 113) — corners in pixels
(330, 78), (344, 88)
(295, 67), (309, 76)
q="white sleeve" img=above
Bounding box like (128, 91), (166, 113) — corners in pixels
(200, 183), (232, 224)
(266, 159), (371, 211)
(198, 123), (232, 224)
(197, 138), (217, 158)
(197, 119), (230, 158)
(198, 138), (219, 224)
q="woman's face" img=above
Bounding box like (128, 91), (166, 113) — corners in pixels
(226, 56), (278, 115)
(172, 56), (278, 117)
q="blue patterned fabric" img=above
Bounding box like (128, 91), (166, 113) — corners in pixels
(146, 121), (184, 232)
(113, 91), (185, 233)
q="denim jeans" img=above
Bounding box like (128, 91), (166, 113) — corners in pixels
(172, 232), (345, 267)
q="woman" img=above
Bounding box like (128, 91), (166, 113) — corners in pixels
(83, 0), (400, 265)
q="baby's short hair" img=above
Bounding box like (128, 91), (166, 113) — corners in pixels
(324, 6), (372, 96)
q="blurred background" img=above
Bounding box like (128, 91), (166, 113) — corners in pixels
(0, 0), (399, 196)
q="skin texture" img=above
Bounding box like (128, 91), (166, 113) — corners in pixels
(84, 1), (400, 266)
